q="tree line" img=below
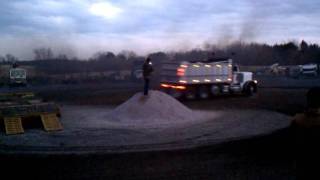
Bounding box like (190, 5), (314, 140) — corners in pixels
(1, 40), (320, 75)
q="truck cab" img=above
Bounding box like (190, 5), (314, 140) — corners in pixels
(232, 71), (257, 95)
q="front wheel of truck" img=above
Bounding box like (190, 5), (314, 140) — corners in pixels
(244, 83), (255, 96)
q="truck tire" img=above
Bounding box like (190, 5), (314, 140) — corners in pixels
(185, 88), (196, 100)
(210, 85), (220, 96)
(244, 83), (255, 96)
(198, 86), (210, 99)
(168, 89), (183, 99)
(161, 88), (170, 94)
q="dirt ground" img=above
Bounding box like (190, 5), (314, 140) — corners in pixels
(1, 128), (295, 180)
(0, 106), (290, 153)
(1, 75), (313, 115)
(47, 87), (308, 116)
(2, 124), (318, 180)
(0, 75), (319, 179)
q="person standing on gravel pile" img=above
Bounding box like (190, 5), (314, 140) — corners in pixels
(142, 57), (153, 95)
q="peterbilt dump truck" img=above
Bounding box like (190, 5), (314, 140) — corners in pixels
(160, 58), (257, 99)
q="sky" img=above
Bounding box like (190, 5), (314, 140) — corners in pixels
(0, 0), (320, 60)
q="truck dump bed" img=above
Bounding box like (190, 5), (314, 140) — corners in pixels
(161, 59), (233, 85)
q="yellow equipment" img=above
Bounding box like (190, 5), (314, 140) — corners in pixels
(0, 92), (62, 135)
(4, 117), (24, 135)
(41, 113), (63, 131)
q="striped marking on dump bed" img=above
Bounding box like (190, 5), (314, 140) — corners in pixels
(41, 114), (63, 131)
(4, 117), (24, 135)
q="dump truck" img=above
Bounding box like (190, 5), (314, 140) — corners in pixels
(9, 67), (27, 86)
(160, 58), (258, 99)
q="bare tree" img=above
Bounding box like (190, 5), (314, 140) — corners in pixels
(118, 50), (137, 60)
(57, 54), (68, 60)
(5, 54), (18, 62)
(33, 48), (54, 60)
(0, 55), (5, 63)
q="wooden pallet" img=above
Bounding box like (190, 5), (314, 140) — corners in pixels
(2, 114), (63, 135)
(4, 117), (24, 135)
(41, 113), (63, 131)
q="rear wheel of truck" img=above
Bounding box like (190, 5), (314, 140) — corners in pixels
(210, 85), (220, 96)
(185, 88), (196, 100)
(161, 88), (169, 94)
(168, 89), (183, 99)
(198, 86), (210, 99)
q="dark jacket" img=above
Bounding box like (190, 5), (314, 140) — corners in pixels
(142, 62), (153, 79)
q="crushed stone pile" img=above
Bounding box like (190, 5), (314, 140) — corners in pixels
(108, 90), (202, 124)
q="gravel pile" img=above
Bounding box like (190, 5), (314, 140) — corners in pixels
(108, 90), (202, 125)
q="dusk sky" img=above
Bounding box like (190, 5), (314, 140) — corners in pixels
(0, 0), (319, 59)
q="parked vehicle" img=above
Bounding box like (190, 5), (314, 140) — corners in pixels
(299, 63), (318, 77)
(131, 60), (144, 80)
(9, 67), (27, 86)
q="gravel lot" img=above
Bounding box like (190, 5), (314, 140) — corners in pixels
(0, 107), (290, 154)
(0, 75), (318, 179)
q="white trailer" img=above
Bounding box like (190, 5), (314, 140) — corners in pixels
(160, 58), (257, 99)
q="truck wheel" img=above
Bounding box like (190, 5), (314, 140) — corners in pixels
(244, 84), (255, 96)
(161, 88), (170, 94)
(210, 85), (220, 96)
(198, 86), (210, 99)
(185, 89), (196, 100)
(168, 89), (183, 99)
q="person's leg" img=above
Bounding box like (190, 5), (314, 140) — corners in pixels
(144, 78), (149, 95)
(146, 78), (150, 95)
